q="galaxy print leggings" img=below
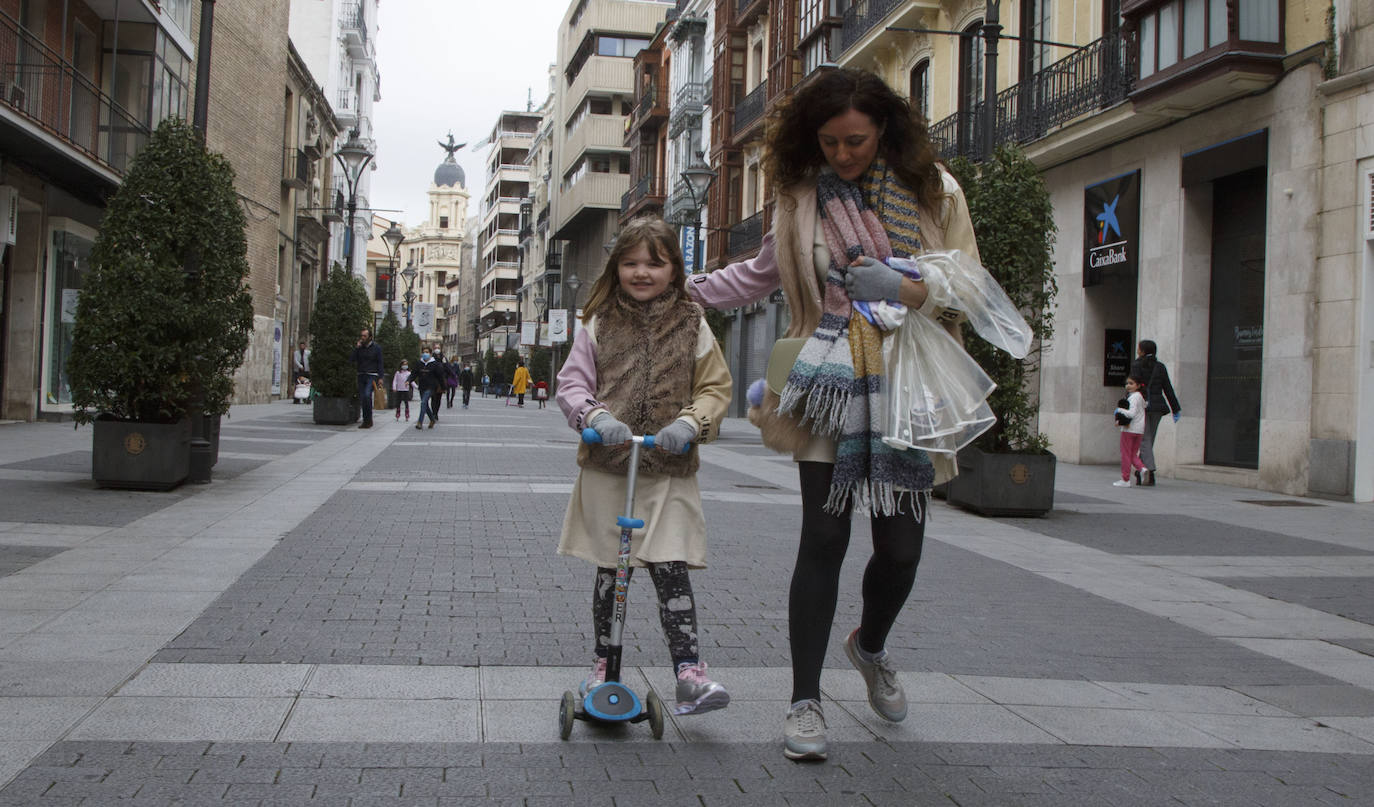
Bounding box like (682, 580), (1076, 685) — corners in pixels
(592, 561), (699, 669)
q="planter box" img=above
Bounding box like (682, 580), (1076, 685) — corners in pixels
(92, 418), (191, 491)
(312, 396), (358, 425)
(945, 447), (1056, 517)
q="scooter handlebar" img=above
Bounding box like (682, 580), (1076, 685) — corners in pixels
(579, 429), (688, 453)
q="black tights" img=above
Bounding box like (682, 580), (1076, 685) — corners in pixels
(789, 461), (926, 703)
(593, 561), (699, 669)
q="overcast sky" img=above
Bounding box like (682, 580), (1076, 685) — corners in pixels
(369, 1), (570, 228)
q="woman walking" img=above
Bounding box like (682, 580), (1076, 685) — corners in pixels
(687, 67), (983, 761)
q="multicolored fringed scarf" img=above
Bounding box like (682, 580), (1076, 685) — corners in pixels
(777, 158), (935, 515)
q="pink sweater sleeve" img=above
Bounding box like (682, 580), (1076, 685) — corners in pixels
(686, 232), (781, 309)
(555, 325), (606, 431)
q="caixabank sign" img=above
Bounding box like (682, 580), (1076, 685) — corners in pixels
(1083, 170), (1140, 286)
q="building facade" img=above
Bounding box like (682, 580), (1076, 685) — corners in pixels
(289, 0), (382, 283)
(0, 0), (194, 420)
(395, 143), (469, 345)
(477, 110), (539, 357)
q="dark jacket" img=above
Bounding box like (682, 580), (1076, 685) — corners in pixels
(1129, 354), (1181, 415)
(459, 368), (474, 390)
(412, 358), (444, 392)
(350, 340), (384, 375)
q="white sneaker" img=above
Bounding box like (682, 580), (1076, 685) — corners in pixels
(1113, 479), (1131, 487)
(783, 699), (827, 761)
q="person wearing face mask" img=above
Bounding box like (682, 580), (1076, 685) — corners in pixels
(391, 359), (414, 421)
(685, 67), (983, 761)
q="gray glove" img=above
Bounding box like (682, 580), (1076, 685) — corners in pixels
(654, 419), (697, 455)
(844, 256), (904, 302)
(590, 411), (632, 445)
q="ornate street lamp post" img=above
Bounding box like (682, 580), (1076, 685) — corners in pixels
(381, 222), (404, 317)
(680, 151), (717, 274)
(400, 262), (418, 331)
(334, 128), (375, 275)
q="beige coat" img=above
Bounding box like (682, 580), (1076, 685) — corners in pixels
(556, 317), (731, 569)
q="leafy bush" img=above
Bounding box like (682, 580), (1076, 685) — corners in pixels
(68, 117), (252, 425)
(948, 146), (1058, 454)
(308, 264), (373, 397)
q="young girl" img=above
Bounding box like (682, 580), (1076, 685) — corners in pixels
(392, 360), (413, 421)
(1114, 375), (1148, 487)
(555, 217), (733, 716)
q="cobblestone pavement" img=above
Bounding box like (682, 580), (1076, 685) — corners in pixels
(0, 398), (1371, 805)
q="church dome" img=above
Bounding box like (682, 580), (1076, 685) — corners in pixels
(434, 156), (465, 188)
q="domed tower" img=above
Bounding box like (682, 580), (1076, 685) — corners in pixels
(428, 132), (470, 229)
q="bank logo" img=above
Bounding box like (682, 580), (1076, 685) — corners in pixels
(1095, 196), (1121, 244)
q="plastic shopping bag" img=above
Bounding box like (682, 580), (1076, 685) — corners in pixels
(879, 250), (1032, 454)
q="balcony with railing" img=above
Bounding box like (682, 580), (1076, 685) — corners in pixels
(629, 72), (668, 136)
(341, 2), (369, 57)
(726, 211), (764, 259)
(928, 29), (1134, 163)
(731, 82), (766, 139)
(736, 0), (767, 27)
(839, 0), (938, 61)
(0, 12), (150, 179)
(281, 147), (309, 190)
(669, 81), (707, 138)
(619, 173), (666, 219)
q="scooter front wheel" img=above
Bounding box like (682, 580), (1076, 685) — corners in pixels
(646, 691), (665, 740)
(558, 690), (577, 740)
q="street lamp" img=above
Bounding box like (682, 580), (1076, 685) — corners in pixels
(334, 128), (375, 275)
(680, 151), (717, 274)
(400, 262), (418, 331)
(565, 273), (583, 310)
(381, 222), (404, 317)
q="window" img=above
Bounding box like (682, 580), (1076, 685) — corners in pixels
(1019, 0), (1053, 79)
(908, 60), (929, 121)
(959, 22), (985, 114)
(439, 216), (449, 229)
(1135, 0), (1281, 79)
(596, 36), (650, 57)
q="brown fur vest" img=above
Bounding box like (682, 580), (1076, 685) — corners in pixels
(581, 289), (703, 478)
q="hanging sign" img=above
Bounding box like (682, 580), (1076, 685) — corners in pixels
(520, 320), (537, 345)
(1083, 170), (1140, 287)
(549, 309), (569, 344)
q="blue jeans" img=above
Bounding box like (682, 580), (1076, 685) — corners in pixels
(418, 389), (435, 424)
(357, 374), (378, 424)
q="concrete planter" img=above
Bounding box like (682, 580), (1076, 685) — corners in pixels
(945, 447), (1056, 517)
(92, 418), (191, 491)
(312, 396), (358, 425)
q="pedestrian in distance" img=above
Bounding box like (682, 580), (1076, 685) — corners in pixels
(511, 359), (531, 407)
(291, 340), (310, 382)
(686, 67), (986, 761)
(349, 328), (384, 429)
(459, 363), (474, 409)
(1128, 339), (1182, 486)
(533, 379), (549, 409)
(445, 357), (460, 408)
(391, 359), (413, 421)
(428, 345), (447, 422)
(412, 350), (443, 430)
(481, 373), (490, 397)
(1114, 375), (1149, 487)
(555, 216), (733, 718)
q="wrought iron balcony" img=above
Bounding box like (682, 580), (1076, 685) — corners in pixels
(669, 81), (706, 138)
(0, 13), (151, 176)
(839, 0), (905, 54)
(732, 82), (766, 138)
(928, 30), (1133, 162)
(282, 147), (309, 190)
(727, 211), (764, 259)
(619, 173), (665, 217)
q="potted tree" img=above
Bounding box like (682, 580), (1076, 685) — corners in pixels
(68, 118), (253, 491)
(308, 264), (373, 424)
(944, 146), (1059, 517)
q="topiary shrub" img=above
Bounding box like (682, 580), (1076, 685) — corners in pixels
(948, 145), (1058, 454)
(68, 117), (253, 425)
(308, 263), (373, 398)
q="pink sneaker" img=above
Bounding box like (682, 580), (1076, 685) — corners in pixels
(675, 662), (730, 715)
(578, 656), (607, 697)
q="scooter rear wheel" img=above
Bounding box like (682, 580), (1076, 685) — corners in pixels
(558, 690), (576, 740)
(646, 691), (665, 740)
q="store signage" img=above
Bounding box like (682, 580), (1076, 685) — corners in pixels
(1104, 328), (1132, 387)
(1083, 170), (1140, 287)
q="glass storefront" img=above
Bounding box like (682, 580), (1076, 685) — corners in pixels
(43, 221), (96, 410)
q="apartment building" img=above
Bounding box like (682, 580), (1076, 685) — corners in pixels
(477, 110), (540, 357)
(552, 0), (675, 304)
(289, 0), (382, 284)
(0, 0), (195, 420)
(821, 1), (1372, 500)
(518, 68), (564, 354)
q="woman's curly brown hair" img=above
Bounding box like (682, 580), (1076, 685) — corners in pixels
(763, 67), (943, 209)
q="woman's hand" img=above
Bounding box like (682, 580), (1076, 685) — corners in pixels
(590, 412), (632, 445)
(847, 257), (929, 310)
(654, 420), (697, 454)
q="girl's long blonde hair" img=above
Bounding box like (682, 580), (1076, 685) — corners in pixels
(579, 217), (689, 323)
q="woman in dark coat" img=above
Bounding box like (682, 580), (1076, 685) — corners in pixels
(1129, 339), (1182, 486)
